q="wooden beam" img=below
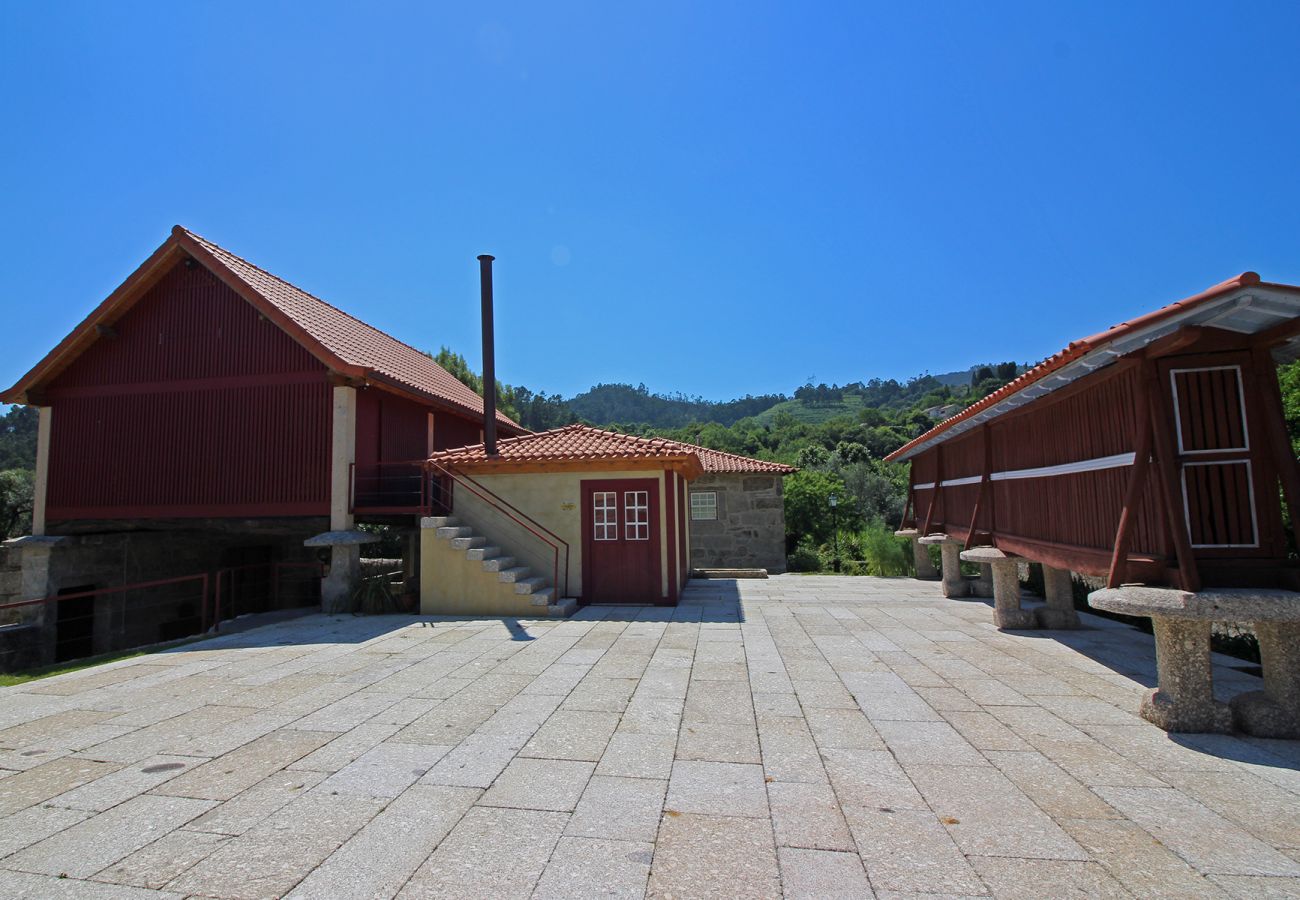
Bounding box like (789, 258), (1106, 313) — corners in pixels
(964, 426), (992, 550)
(1107, 380), (1153, 587)
(1251, 316), (1300, 349)
(1143, 326), (1203, 359)
(1254, 347), (1300, 544)
(1145, 364), (1202, 592)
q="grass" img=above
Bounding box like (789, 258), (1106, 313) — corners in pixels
(0, 636), (206, 686)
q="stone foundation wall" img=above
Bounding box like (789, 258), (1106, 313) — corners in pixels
(688, 474), (788, 574)
(0, 520), (326, 671)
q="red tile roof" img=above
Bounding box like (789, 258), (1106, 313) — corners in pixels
(2, 226), (523, 432)
(885, 271), (1300, 462)
(674, 440), (797, 475)
(427, 424), (796, 477)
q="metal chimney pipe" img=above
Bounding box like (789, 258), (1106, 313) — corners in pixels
(477, 254), (498, 456)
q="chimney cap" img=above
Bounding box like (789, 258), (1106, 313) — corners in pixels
(477, 254), (495, 262)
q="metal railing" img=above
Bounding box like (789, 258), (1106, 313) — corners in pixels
(0, 573), (210, 671)
(350, 461), (446, 516)
(208, 562), (324, 633)
(427, 461), (570, 598)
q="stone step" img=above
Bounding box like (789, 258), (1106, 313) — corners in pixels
(514, 576), (546, 595)
(450, 536), (486, 551)
(465, 546), (500, 561)
(529, 587), (556, 606)
(481, 556), (515, 572)
(498, 566), (533, 584)
(436, 526), (473, 539)
(423, 516), (459, 528)
(546, 597), (578, 618)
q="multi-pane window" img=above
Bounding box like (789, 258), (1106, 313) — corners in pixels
(593, 491), (618, 541)
(624, 491), (650, 541)
(690, 491), (717, 521)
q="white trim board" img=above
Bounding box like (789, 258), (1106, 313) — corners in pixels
(912, 452), (1137, 491)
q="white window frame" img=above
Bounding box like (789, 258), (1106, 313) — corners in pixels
(593, 491), (618, 541)
(624, 490), (650, 541)
(1169, 365), (1249, 456)
(690, 491), (717, 521)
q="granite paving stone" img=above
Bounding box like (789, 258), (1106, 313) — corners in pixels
(532, 836), (654, 900)
(0, 576), (1293, 898)
(646, 812), (781, 899)
(565, 774), (667, 843)
(777, 847), (874, 899)
(285, 784), (479, 899)
(398, 806), (568, 899)
(479, 757), (596, 812)
(2, 793), (215, 878)
(665, 759), (770, 818)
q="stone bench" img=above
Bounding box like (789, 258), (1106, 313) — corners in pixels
(1089, 586), (1300, 738)
(959, 547), (1081, 631)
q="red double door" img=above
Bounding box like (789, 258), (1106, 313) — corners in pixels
(581, 478), (661, 604)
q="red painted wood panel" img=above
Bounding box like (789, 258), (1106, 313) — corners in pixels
(45, 260), (331, 519)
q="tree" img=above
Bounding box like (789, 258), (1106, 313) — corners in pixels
(0, 405), (38, 471)
(0, 469), (33, 538)
(783, 470), (851, 547)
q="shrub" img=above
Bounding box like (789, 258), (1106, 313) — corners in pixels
(861, 522), (909, 576)
(787, 543), (822, 573)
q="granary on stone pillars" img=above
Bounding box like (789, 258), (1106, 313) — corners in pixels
(0, 226), (524, 658)
(886, 272), (1300, 738)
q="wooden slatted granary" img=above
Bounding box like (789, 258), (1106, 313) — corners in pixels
(887, 273), (1300, 737)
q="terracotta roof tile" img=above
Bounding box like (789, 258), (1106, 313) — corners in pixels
(673, 440), (797, 475)
(179, 228), (520, 430)
(428, 424), (695, 466)
(884, 272), (1287, 462)
(427, 425), (796, 476)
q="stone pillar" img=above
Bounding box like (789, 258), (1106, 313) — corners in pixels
(895, 529), (938, 580)
(31, 407), (51, 537)
(322, 545), (361, 614)
(2, 535), (64, 669)
(1141, 618), (1232, 734)
(318, 385), (361, 613)
(971, 563), (994, 598)
(990, 558), (1036, 630)
(1230, 622), (1300, 738)
(939, 543), (968, 598)
(914, 541), (938, 580)
(1036, 564), (1081, 629)
(330, 385), (357, 533)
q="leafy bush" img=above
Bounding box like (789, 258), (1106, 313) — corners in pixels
(861, 522), (909, 576)
(787, 543), (822, 573)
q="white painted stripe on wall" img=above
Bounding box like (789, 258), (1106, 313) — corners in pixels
(911, 452), (1136, 491)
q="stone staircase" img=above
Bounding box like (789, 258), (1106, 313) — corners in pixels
(425, 516), (577, 618)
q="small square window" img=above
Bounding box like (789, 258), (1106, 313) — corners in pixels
(690, 491), (717, 521)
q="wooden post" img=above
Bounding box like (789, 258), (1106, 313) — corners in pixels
(1254, 347), (1300, 541)
(1108, 382), (1153, 587)
(1146, 367), (1201, 592)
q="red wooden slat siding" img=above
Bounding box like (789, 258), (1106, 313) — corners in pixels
(355, 388), (443, 464)
(909, 365), (1161, 569)
(432, 413), (482, 452)
(906, 334), (1295, 588)
(1173, 368), (1246, 451)
(45, 261), (331, 519)
(1183, 463), (1255, 547)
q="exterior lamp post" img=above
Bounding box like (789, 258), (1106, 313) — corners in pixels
(829, 493), (840, 573)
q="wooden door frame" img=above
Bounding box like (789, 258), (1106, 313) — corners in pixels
(580, 477), (663, 605)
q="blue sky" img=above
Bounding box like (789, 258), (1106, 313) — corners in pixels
(2, 2), (1298, 404)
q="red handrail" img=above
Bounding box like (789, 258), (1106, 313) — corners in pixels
(0, 573), (210, 613)
(210, 562), (324, 633)
(349, 460), (434, 515)
(427, 461), (570, 599)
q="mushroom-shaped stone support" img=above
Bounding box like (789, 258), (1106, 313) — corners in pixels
(1089, 586), (1300, 737)
(918, 534), (967, 598)
(894, 529), (938, 580)
(961, 546), (1036, 629)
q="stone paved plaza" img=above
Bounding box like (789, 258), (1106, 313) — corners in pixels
(0, 576), (1297, 899)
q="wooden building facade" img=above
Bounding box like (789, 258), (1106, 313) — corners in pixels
(887, 273), (1300, 593)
